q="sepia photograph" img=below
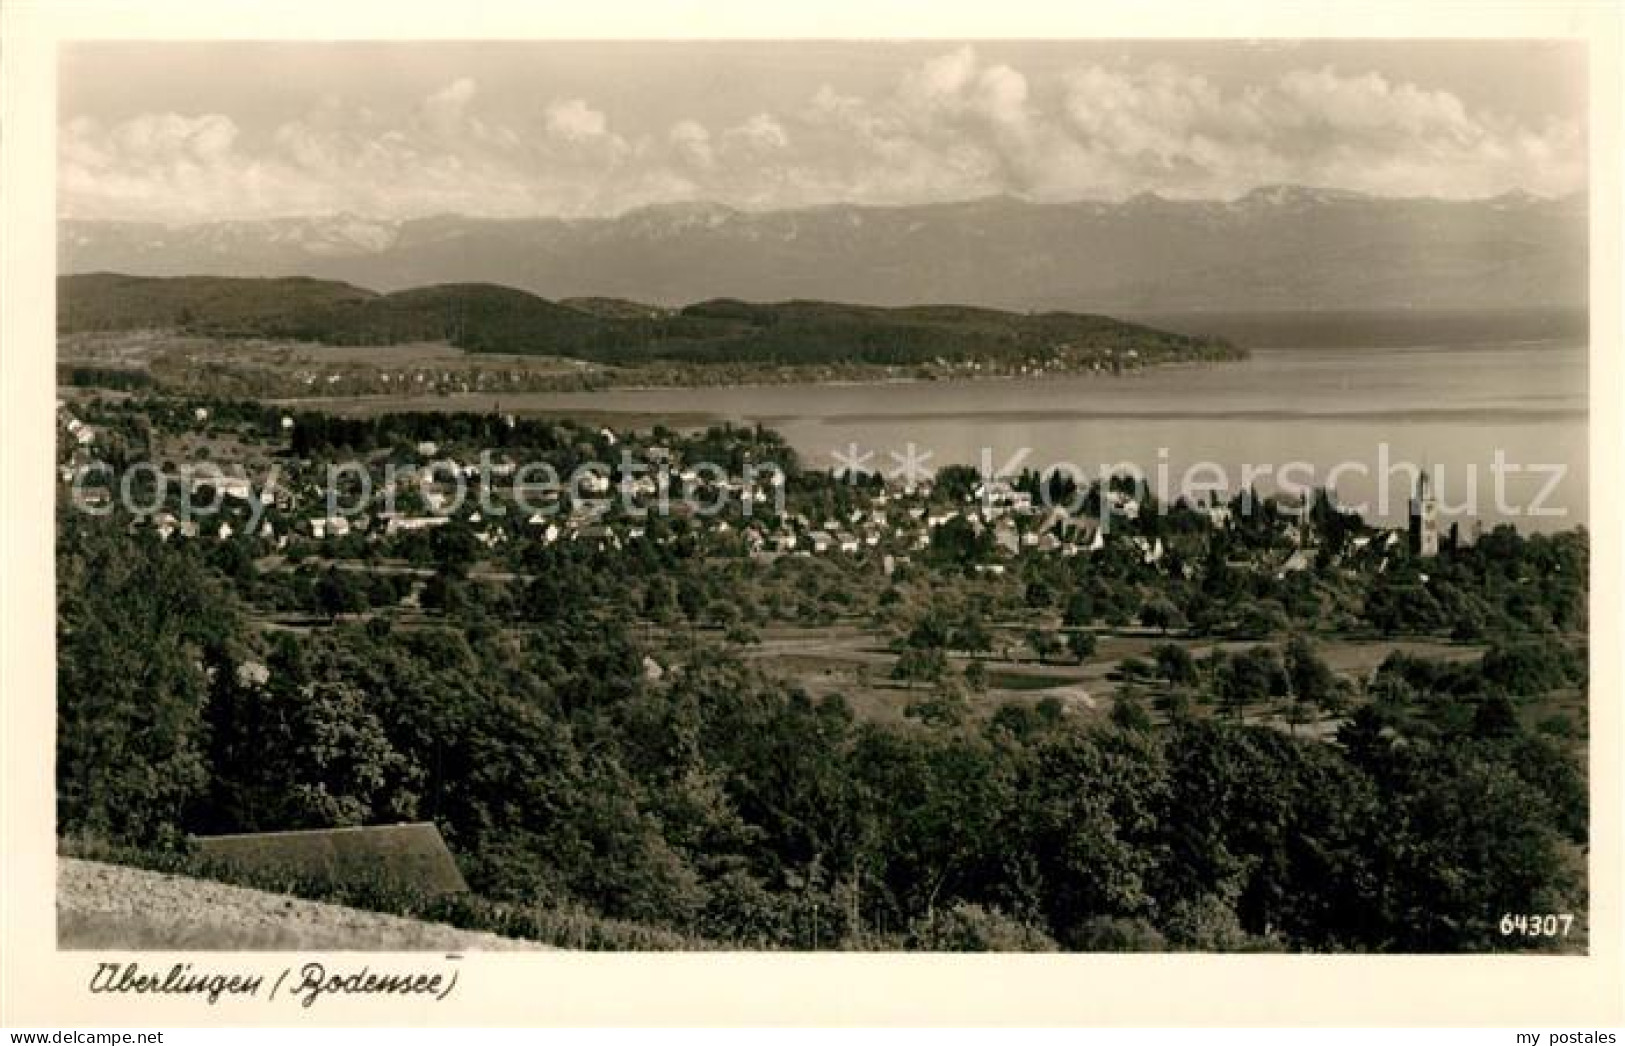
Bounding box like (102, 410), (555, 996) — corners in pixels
(47, 35), (1596, 955)
(4, 1), (1623, 1031)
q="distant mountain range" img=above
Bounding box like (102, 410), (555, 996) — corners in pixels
(59, 186), (1587, 312)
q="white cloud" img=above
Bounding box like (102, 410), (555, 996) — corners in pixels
(723, 113), (790, 152)
(668, 119), (714, 169)
(421, 77), (478, 138)
(544, 98), (610, 141)
(1045, 61), (1585, 199)
(902, 46), (979, 105)
(974, 64), (1030, 128)
(58, 52), (1585, 222)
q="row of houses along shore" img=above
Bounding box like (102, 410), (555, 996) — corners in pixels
(58, 403), (1435, 576)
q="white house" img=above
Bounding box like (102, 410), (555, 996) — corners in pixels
(309, 516), (352, 539)
(1277, 549), (1314, 578)
(993, 522), (1021, 556)
(385, 516), (449, 534)
(190, 473), (253, 500)
(577, 472), (612, 496)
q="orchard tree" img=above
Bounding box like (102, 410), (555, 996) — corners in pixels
(1067, 630), (1098, 664)
(1152, 643), (1198, 686)
(893, 646), (948, 688)
(1286, 636), (1338, 709)
(1139, 597), (1186, 634)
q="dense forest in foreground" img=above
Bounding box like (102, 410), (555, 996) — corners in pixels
(57, 274), (1241, 369)
(55, 400), (1588, 951)
(55, 512), (1590, 952)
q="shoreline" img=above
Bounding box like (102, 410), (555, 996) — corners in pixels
(257, 356), (1244, 409)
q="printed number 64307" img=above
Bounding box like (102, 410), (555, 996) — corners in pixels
(1499, 913), (1574, 937)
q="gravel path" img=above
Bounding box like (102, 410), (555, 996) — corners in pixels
(58, 858), (548, 951)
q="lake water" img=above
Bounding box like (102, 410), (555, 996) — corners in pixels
(343, 339), (1591, 532)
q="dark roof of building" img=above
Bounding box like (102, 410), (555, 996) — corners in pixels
(193, 821), (469, 896)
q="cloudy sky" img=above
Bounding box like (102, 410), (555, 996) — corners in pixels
(59, 40), (1586, 223)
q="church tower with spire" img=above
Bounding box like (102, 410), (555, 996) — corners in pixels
(1409, 469), (1439, 557)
